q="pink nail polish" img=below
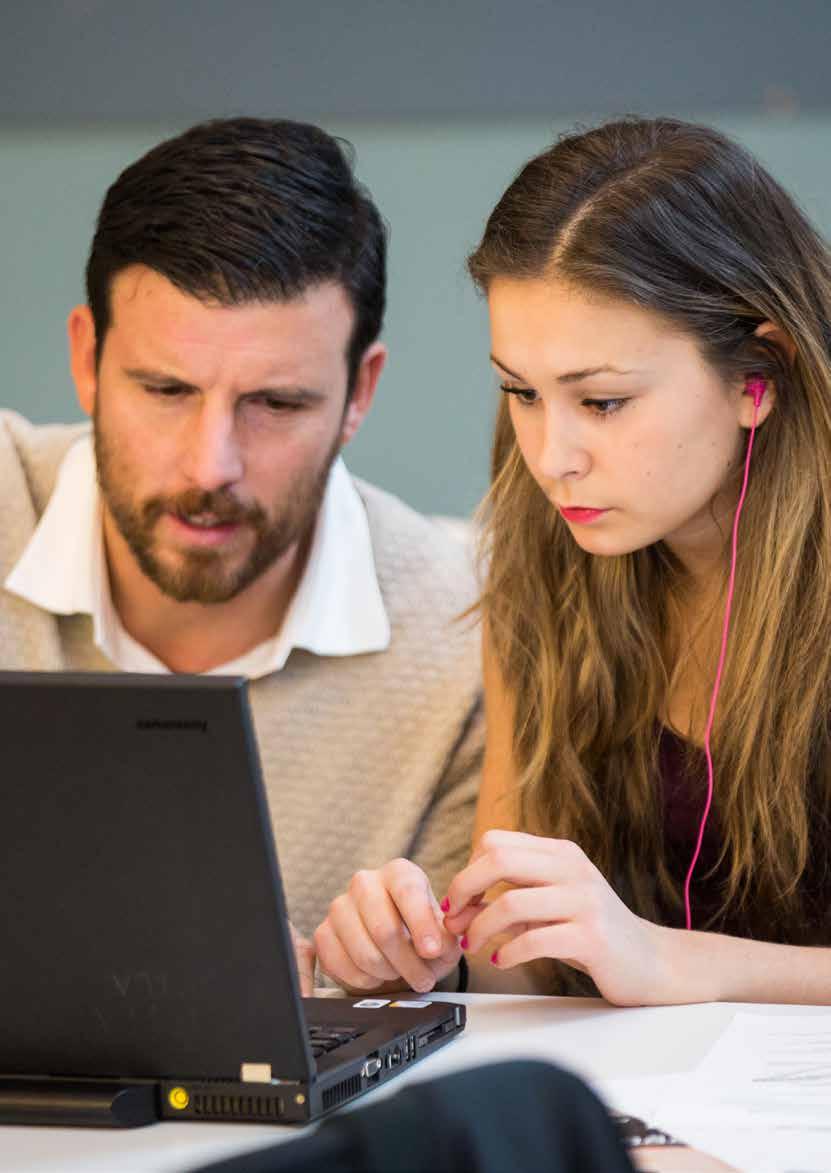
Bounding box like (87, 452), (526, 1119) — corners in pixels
(490, 950), (499, 965)
(460, 935), (468, 950)
(440, 897), (450, 913)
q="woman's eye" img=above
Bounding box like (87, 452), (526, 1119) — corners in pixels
(583, 398), (627, 417)
(500, 383), (539, 407)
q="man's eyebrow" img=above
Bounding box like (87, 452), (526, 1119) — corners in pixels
(490, 355), (636, 384)
(124, 367), (195, 387)
(123, 368), (325, 401)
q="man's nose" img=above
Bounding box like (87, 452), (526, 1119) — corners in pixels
(182, 404), (244, 490)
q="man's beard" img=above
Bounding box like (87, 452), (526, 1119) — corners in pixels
(94, 405), (340, 605)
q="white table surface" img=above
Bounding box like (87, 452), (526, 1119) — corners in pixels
(3, 994), (829, 1173)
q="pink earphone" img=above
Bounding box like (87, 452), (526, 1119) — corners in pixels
(683, 375), (766, 930)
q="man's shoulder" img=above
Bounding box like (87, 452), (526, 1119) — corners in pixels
(0, 410), (90, 515)
(353, 475), (479, 615)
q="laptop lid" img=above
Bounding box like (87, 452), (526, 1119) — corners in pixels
(0, 671), (315, 1082)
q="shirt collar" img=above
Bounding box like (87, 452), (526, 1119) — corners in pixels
(4, 433), (390, 677)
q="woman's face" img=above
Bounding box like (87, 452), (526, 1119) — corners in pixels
(488, 276), (755, 575)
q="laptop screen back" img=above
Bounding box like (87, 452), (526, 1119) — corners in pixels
(0, 671), (313, 1082)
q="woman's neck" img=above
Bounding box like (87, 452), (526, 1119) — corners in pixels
(662, 576), (725, 743)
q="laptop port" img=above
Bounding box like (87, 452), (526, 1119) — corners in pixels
(417, 1025), (445, 1050)
(360, 1055), (382, 1082)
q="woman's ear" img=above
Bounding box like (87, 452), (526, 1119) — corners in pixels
(737, 319), (796, 429)
(738, 376), (776, 429)
(754, 319), (797, 363)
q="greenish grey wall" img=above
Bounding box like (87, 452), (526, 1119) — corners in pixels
(2, 115), (830, 516)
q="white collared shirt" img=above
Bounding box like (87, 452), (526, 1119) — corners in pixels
(4, 434), (390, 677)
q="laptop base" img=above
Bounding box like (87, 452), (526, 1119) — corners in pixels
(0, 1077), (159, 1128)
(158, 1010), (465, 1125)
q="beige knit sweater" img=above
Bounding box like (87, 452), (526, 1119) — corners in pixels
(0, 411), (484, 937)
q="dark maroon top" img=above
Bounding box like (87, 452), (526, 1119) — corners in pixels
(656, 725), (830, 941)
(657, 726), (722, 929)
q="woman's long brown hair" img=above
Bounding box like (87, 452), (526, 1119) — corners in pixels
(468, 119), (831, 968)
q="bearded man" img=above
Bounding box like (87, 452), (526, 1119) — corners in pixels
(0, 119), (481, 979)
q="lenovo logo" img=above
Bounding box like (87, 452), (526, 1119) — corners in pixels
(136, 719), (208, 733)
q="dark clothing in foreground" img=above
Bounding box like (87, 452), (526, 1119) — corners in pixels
(196, 1060), (634, 1173)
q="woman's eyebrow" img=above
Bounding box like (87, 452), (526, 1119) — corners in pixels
(556, 364), (637, 384)
(490, 355), (638, 384)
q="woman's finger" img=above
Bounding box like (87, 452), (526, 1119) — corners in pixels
(442, 896), (487, 936)
(326, 892), (400, 982)
(490, 922), (587, 971)
(461, 885), (581, 955)
(288, 921), (316, 996)
(352, 873), (443, 993)
(313, 918), (388, 991)
(383, 878), (461, 986)
(447, 840), (584, 915)
(468, 828), (565, 862)
(381, 859), (450, 960)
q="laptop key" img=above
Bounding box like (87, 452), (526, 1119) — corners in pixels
(307, 1025), (365, 1055)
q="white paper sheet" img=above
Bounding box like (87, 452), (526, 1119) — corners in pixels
(605, 1014), (831, 1173)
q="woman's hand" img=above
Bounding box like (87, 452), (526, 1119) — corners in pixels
(313, 859), (462, 995)
(288, 921), (316, 996)
(443, 829), (677, 1006)
(631, 1146), (737, 1171)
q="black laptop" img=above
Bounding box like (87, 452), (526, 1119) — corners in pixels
(0, 671), (465, 1127)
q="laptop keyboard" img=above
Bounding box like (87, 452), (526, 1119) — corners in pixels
(307, 1024), (364, 1059)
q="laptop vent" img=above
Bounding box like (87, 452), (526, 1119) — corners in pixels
(323, 1074), (362, 1111)
(192, 1092), (284, 1119)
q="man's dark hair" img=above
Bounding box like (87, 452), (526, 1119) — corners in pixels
(85, 117), (387, 395)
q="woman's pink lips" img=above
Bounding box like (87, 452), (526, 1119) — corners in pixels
(558, 506), (609, 524)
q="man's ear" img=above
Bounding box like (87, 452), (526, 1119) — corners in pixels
(67, 305), (98, 417)
(339, 341), (387, 447)
(737, 319), (796, 429)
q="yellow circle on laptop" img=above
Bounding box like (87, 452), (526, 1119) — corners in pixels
(168, 1087), (190, 1110)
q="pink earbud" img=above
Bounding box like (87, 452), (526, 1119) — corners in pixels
(745, 376), (766, 408)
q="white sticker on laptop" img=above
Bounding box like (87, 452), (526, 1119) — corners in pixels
(352, 998), (391, 1009)
(389, 1000), (432, 1009)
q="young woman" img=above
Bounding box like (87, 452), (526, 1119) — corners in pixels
(311, 117), (831, 1007)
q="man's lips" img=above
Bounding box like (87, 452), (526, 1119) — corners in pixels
(166, 511), (245, 547)
(558, 506), (610, 524)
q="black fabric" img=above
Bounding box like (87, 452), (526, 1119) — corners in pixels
(196, 1061), (634, 1173)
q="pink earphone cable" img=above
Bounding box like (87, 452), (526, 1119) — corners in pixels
(683, 379), (764, 931)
